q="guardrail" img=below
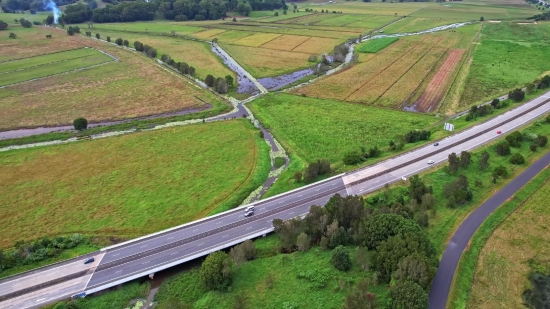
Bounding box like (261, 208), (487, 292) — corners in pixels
(347, 97), (550, 187)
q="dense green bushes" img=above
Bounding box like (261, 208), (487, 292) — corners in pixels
(0, 234), (85, 271)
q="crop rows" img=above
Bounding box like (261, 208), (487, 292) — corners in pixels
(292, 39), (418, 100)
(261, 35), (310, 51)
(292, 37), (340, 54)
(376, 46), (447, 108)
(347, 36), (441, 103)
(415, 49), (465, 112)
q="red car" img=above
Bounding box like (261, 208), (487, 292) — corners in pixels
(497, 131), (502, 134)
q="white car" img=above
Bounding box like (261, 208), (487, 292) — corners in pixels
(427, 160), (434, 165)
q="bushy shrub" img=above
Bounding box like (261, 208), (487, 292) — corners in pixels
(509, 153), (525, 165)
(73, 118), (88, 131)
(331, 245), (351, 271)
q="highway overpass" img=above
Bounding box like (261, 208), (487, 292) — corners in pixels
(1, 90), (550, 309)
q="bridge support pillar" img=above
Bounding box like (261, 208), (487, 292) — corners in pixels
(149, 273), (155, 279)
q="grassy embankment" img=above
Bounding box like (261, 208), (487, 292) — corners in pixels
(457, 22), (550, 109)
(0, 120), (270, 251)
(449, 157), (550, 308)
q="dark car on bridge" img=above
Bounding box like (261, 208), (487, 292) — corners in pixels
(84, 257), (95, 264)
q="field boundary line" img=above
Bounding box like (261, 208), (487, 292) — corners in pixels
(254, 33), (285, 48)
(344, 36), (428, 101)
(0, 54), (116, 89)
(400, 46), (449, 109)
(0, 52), (106, 75)
(438, 23), (483, 113)
(289, 36), (312, 52)
(372, 37), (443, 106)
(0, 47), (86, 64)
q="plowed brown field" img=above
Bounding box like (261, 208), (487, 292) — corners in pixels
(414, 49), (465, 112)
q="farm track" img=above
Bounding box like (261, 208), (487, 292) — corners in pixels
(415, 49), (465, 112)
(343, 37), (429, 101)
(371, 37), (444, 107)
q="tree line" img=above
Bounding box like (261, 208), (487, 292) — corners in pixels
(343, 129), (431, 165)
(1, 0), (76, 13)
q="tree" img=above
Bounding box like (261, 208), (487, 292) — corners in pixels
(343, 278), (378, 309)
(480, 16), (484, 21)
(9, 32), (16, 39)
(343, 150), (362, 165)
(106, 36), (110, 42)
(509, 153), (525, 165)
(447, 152), (460, 174)
(492, 165), (508, 179)
(214, 78), (228, 94)
(373, 233), (437, 283)
(522, 272), (550, 309)
(45, 15), (54, 25)
(362, 214), (422, 250)
(509, 88), (525, 102)
(460, 151), (471, 168)
(46, 34), (52, 39)
(225, 75), (234, 87)
(408, 175), (431, 203)
(505, 131), (523, 147)
(0, 20), (8, 30)
(393, 253), (436, 290)
(495, 140), (511, 156)
(355, 246), (369, 271)
(296, 232), (310, 251)
(123, 40), (129, 47)
(199, 251), (233, 291)
(293, 171), (302, 182)
(389, 280), (429, 309)
(274, 11), (278, 16)
(535, 135), (548, 147)
(491, 98), (500, 109)
(229, 240), (256, 266)
(530, 144), (538, 152)
(134, 41), (144, 52)
(479, 151), (490, 170)
(331, 245), (351, 271)
(205, 75), (215, 87)
(115, 38), (123, 45)
(73, 118), (88, 131)
(67, 28), (74, 36)
(330, 226), (350, 248)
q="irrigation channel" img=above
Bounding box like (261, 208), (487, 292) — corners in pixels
(0, 21), (474, 203)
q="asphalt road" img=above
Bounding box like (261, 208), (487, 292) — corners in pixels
(1, 90), (550, 309)
(428, 149), (550, 309)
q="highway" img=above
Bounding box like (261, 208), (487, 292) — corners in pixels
(1, 89), (550, 309)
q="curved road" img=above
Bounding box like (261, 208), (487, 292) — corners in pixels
(428, 150), (550, 308)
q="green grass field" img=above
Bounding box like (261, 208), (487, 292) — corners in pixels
(383, 17), (463, 34)
(0, 12), (50, 23)
(249, 93), (437, 165)
(0, 48), (98, 73)
(0, 120), (269, 248)
(459, 22), (550, 107)
(84, 21), (204, 34)
(154, 237), (392, 309)
(0, 49), (113, 86)
(357, 37), (398, 53)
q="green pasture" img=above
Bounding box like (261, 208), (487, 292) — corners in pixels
(0, 48), (98, 73)
(357, 37), (398, 53)
(0, 51), (113, 86)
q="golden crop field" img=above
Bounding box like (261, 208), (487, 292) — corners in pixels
(221, 43), (311, 78)
(293, 39), (419, 100)
(233, 32), (282, 47)
(211, 30), (255, 43)
(280, 13), (339, 25)
(0, 29), (227, 130)
(346, 36), (441, 103)
(260, 34), (310, 51)
(292, 37), (341, 54)
(376, 46), (447, 108)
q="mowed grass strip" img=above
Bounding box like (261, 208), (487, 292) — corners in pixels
(0, 53), (113, 87)
(0, 121), (264, 248)
(315, 14), (371, 26)
(0, 48), (98, 73)
(249, 93), (437, 163)
(357, 37), (399, 53)
(193, 28), (228, 39)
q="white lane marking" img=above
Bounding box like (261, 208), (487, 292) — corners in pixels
(112, 254), (119, 257)
(140, 245), (147, 248)
(142, 261), (149, 264)
(36, 298), (47, 302)
(223, 235), (229, 238)
(116, 270), (122, 273)
(167, 237), (173, 240)
(193, 229), (198, 232)
(170, 252), (178, 255)
(246, 227), (251, 230)
(198, 243), (204, 246)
